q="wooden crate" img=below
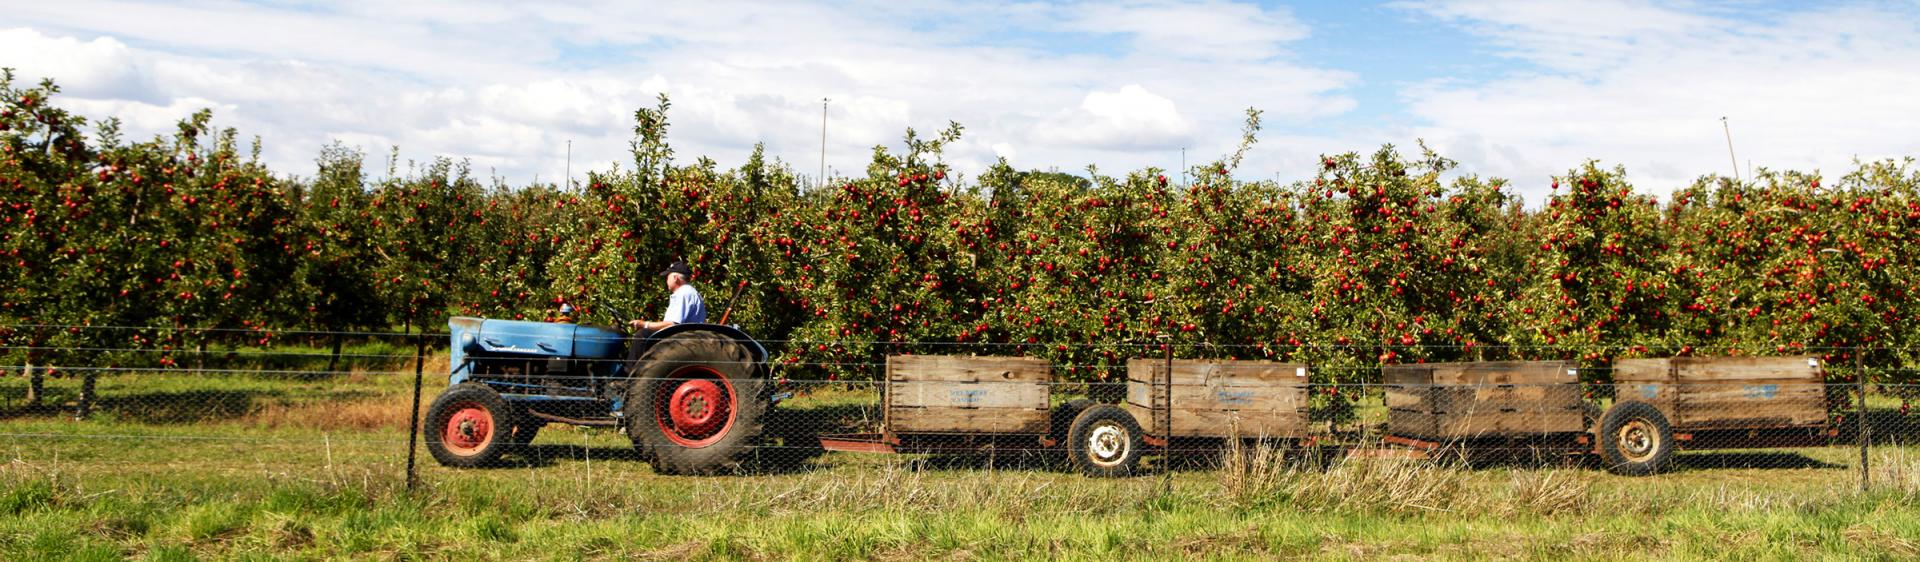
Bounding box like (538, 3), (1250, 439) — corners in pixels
(1384, 361), (1584, 439)
(884, 355), (1052, 434)
(1125, 359), (1309, 439)
(1611, 357), (1827, 430)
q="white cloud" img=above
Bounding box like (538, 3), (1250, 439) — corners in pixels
(0, 0), (1355, 187)
(1396, 1), (1920, 199)
(0, 28), (154, 101)
(1034, 85), (1193, 151)
(1058, 0), (1311, 60)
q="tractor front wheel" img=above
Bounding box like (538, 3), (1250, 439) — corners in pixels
(424, 383), (517, 468)
(625, 332), (769, 475)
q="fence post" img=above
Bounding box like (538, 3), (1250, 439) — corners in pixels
(75, 373), (95, 420)
(23, 361), (41, 406)
(1857, 351), (1868, 492)
(405, 332), (426, 491)
(1160, 334), (1173, 472)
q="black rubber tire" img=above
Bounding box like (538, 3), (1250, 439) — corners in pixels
(1049, 398), (1095, 445)
(1067, 404), (1144, 478)
(1598, 400), (1676, 476)
(625, 332), (769, 475)
(424, 383), (515, 468)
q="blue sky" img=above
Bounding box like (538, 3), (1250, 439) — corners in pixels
(4, 1), (1918, 202)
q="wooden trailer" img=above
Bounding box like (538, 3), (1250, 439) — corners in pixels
(1380, 361), (1586, 452)
(1125, 358), (1312, 449)
(817, 354), (1152, 477)
(1599, 356), (1833, 474)
(1376, 357), (1834, 475)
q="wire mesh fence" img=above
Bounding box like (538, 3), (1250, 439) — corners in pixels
(4, 326), (1919, 495)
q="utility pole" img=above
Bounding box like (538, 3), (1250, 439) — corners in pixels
(565, 139), (572, 189)
(1721, 117), (1739, 183)
(820, 98), (829, 188)
(1180, 147), (1187, 187)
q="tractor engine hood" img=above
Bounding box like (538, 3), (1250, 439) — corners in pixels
(449, 316), (625, 359)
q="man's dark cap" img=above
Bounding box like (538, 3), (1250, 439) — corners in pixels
(661, 262), (694, 277)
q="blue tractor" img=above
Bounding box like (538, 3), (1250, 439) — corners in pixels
(424, 316), (782, 474)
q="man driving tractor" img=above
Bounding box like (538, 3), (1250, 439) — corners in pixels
(629, 261), (706, 336)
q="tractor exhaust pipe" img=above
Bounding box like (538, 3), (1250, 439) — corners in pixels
(717, 279), (749, 325)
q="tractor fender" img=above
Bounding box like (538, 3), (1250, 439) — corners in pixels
(643, 323), (770, 376)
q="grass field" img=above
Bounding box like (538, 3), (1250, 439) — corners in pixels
(3, 359), (1920, 560)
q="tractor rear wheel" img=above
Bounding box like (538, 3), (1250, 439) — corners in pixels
(625, 332), (769, 475)
(424, 383), (516, 468)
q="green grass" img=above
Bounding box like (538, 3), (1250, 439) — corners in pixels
(2, 365), (1919, 559)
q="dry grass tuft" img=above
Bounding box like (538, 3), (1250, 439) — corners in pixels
(243, 399), (422, 432)
(1505, 469), (1590, 516)
(1283, 456), (1467, 515)
(1870, 448), (1920, 494)
(1215, 441), (1292, 505)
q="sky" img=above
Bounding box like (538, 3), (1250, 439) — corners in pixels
(4, 0), (1919, 202)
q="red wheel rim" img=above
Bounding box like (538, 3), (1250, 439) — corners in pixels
(442, 402), (494, 456)
(654, 366), (736, 448)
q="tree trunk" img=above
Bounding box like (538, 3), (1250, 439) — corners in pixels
(23, 361), (42, 407)
(75, 373), (95, 419)
(328, 332), (344, 374)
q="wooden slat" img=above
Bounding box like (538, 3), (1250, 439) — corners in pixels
(1384, 385), (1433, 411)
(1165, 382), (1307, 413)
(1670, 356), (1821, 382)
(1124, 403), (1152, 432)
(1381, 365), (1431, 385)
(887, 355), (1051, 382)
(1125, 378), (1151, 408)
(888, 380), (1049, 409)
(1389, 408), (1584, 439)
(887, 408), (1050, 433)
(1424, 361), (1573, 385)
(1163, 408), (1307, 438)
(1126, 358), (1158, 384)
(1615, 382), (1679, 421)
(1387, 385), (1581, 412)
(1127, 359), (1308, 385)
(1385, 362), (1574, 385)
(1609, 358), (1671, 382)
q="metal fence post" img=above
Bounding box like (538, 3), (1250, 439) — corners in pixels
(1161, 335), (1173, 472)
(1857, 351), (1868, 492)
(405, 332), (427, 491)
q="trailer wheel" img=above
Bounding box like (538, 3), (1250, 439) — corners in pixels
(1598, 401), (1675, 476)
(1068, 404), (1144, 477)
(424, 383), (515, 468)
(626, 332), (768, 475)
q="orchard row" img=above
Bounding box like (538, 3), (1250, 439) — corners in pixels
(2, 74), (1916, 383)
